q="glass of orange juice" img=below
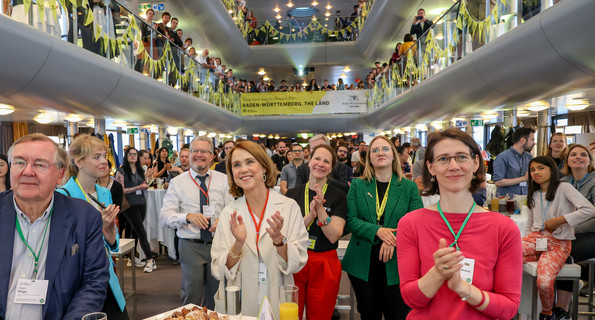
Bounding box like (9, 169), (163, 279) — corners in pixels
(279, 285), (299, 320)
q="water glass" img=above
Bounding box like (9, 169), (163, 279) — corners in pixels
(225, 271), (242, 317)
(279, 285), (299, 320)
(81, 312), (107, 320)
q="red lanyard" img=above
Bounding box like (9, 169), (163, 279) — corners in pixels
(247, 189), (270, 253)
(189, 170), (211, 204)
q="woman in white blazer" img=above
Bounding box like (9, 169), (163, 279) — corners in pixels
(211, 141), (309, 319)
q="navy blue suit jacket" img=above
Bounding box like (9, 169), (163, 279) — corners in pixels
(0, 191), (109, 320)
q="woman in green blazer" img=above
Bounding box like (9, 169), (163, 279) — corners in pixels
(342, 135), (423, 320)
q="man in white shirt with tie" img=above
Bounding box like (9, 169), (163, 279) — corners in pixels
(160, 136), (234, 308)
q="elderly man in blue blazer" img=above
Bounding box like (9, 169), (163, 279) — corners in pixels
(0, 133), (109, 320)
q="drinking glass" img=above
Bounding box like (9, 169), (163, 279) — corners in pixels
(81, 312), (107, 320)
(225, 271), (242, 318)
(279, 285), (299, 320)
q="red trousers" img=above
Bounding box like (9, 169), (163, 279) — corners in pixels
(293, 250), (342, 320)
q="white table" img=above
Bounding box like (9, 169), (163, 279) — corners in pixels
(111, 238), (137, 319)
(143, 188), (177, 259)
(143, 303), (257, 320)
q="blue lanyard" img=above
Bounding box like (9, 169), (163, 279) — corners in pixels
(571, 173), (588, 191)
(540, 191), (550, 233)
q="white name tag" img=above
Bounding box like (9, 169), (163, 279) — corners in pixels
(203, 205), (216, 218)
(536, 238), (548, 251)
(135, 189), (142, 195)
(14, 279), (48, 304)
(519, 181), (528, 187)
(460, 258), (475, 284)
(258, 262), (267, 283)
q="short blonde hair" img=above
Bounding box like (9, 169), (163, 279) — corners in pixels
(361, 135), (403, 182)
(67, 134), (109, 178)
(226, 141), (277, 197)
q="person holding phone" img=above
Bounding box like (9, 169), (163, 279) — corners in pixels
(57, 134), (128, 319)
(410, 8), (433, 41)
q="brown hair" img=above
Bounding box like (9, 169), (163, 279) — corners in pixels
(562, 144), (594, 176)
(361, 135), (403, 182)
(422, 128), (485, 195)
(226, 141), (277, 197)
(546, 132), (567, 158)
(310, 144), (337, 174)
(67, 134), (109, 179)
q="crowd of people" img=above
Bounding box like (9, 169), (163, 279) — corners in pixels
(2, 129), (594, 320)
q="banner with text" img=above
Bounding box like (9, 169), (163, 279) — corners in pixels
(241, 91), (368, 116)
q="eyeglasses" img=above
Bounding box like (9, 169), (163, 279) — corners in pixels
(292, 149), (303, 153)
(11, 160), (59, 173)
(432, 153), (473, 166)
(190, 149), (212, 155)
(371, 146), (391, 154)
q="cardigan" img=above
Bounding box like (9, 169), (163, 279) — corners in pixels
(341, 174), (423, 286)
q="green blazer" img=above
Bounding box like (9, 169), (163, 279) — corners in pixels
(341, 174), (423, 286)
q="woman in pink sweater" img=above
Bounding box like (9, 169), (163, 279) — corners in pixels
(396, 128), (522, 319)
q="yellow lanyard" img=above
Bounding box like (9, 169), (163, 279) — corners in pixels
(74, 177), (92, 203)
(305, 182), (328, 230)
(375, 178), (392, 221)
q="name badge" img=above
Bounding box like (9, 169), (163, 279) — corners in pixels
(14, 279), (48, 304)
(258, 262), (267, 283)
(519, 181), (528, 187)
(459, 258), (475, 284)
(203, 205), (216, 218)
(536, 238), (548, 251)
(135, 189), (143, 195)
(307, 236), (317, 250)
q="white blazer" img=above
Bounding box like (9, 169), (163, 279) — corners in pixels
(211, 190), (309, 318)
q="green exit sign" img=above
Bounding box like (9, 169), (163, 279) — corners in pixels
(126, 127), (139, 134)
(470, 120), (484, 126)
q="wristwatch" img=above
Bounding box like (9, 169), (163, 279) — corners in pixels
(273, 236), (287, 247)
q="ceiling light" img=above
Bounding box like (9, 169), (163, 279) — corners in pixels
(430, 122), (442, 130)
(0, 103), (15, 115)
(415, 124), (428, 131)
(228, 9), (233, 14)
(263, 76), (270, 81)
(340, 73), (347, 78)
(276, 14), (282, 19)
(516, 111), (529, 117)
(274, 136), (280, 140)
(287, 1), (294, 7)
(325, 17), (329, 21)
(312, 16), (317, 21)
(337, 134), (343, 137)
(343, 66), (351, 73)
(526, 101), (549, 112)
(65, 113), (84, 122)
(112, 119), (127, 127)
(167, 127), (179, 135)
(291, 28), (295, 32)
(326, 4), (332, 10)
(34, 112), (54, 124)
(435, 34), (444, 40)
(259, 134), (266, 138)
(258, 69), (265, 75)
(274, 7), (280, 12)
(481, 112), (498, 120)
(184, 129), (194, 136)
(205, 132), (215, 138)
(273, 36), (279, 40)
(300, 133), (309, 139)
(268, 135), (274, 139)
(324, 11), (331, 17)
(324, 24), (328, 27)
(311, 1), (318, 6)
(566, 100), (589, 111)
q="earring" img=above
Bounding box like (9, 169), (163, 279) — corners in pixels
(473, 172), (477, 179)
(262, 174), (267, 182)
(431, 176), (435, 182)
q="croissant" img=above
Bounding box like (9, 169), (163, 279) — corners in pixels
(208, 311), (219, 320)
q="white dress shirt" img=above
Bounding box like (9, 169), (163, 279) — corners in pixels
(6, 196), (54, 320)
(160, 168), (234, 239)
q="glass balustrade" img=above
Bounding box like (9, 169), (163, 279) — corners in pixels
(2, 0), (559, 117)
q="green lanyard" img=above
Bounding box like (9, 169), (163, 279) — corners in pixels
(15, 208), (53, 280)
(305, 182), (328, 230)
(437, 201), (475, 251)
(375, 178), (392, 221)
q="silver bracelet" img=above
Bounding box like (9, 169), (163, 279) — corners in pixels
(461, 282), (472, 301)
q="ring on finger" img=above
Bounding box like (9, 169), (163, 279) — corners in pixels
(443, 264), (449, 270)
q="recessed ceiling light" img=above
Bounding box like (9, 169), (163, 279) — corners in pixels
(0, 103), (15, 115)
(326, 4), (332, 10)
(274, 7), (280, 12)
(311, 1), (318, 6)
(287, 1), (294, 7)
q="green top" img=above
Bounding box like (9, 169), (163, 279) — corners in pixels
(341, 174), (423, 285)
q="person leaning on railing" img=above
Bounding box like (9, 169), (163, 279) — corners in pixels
(397, 128), (522, 320)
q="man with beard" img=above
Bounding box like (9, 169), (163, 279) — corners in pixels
(271, 140), (288, 174)
(160, 137), (234, 308)
(493, 127), (535, 196)
(280, 144), (305, 194)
